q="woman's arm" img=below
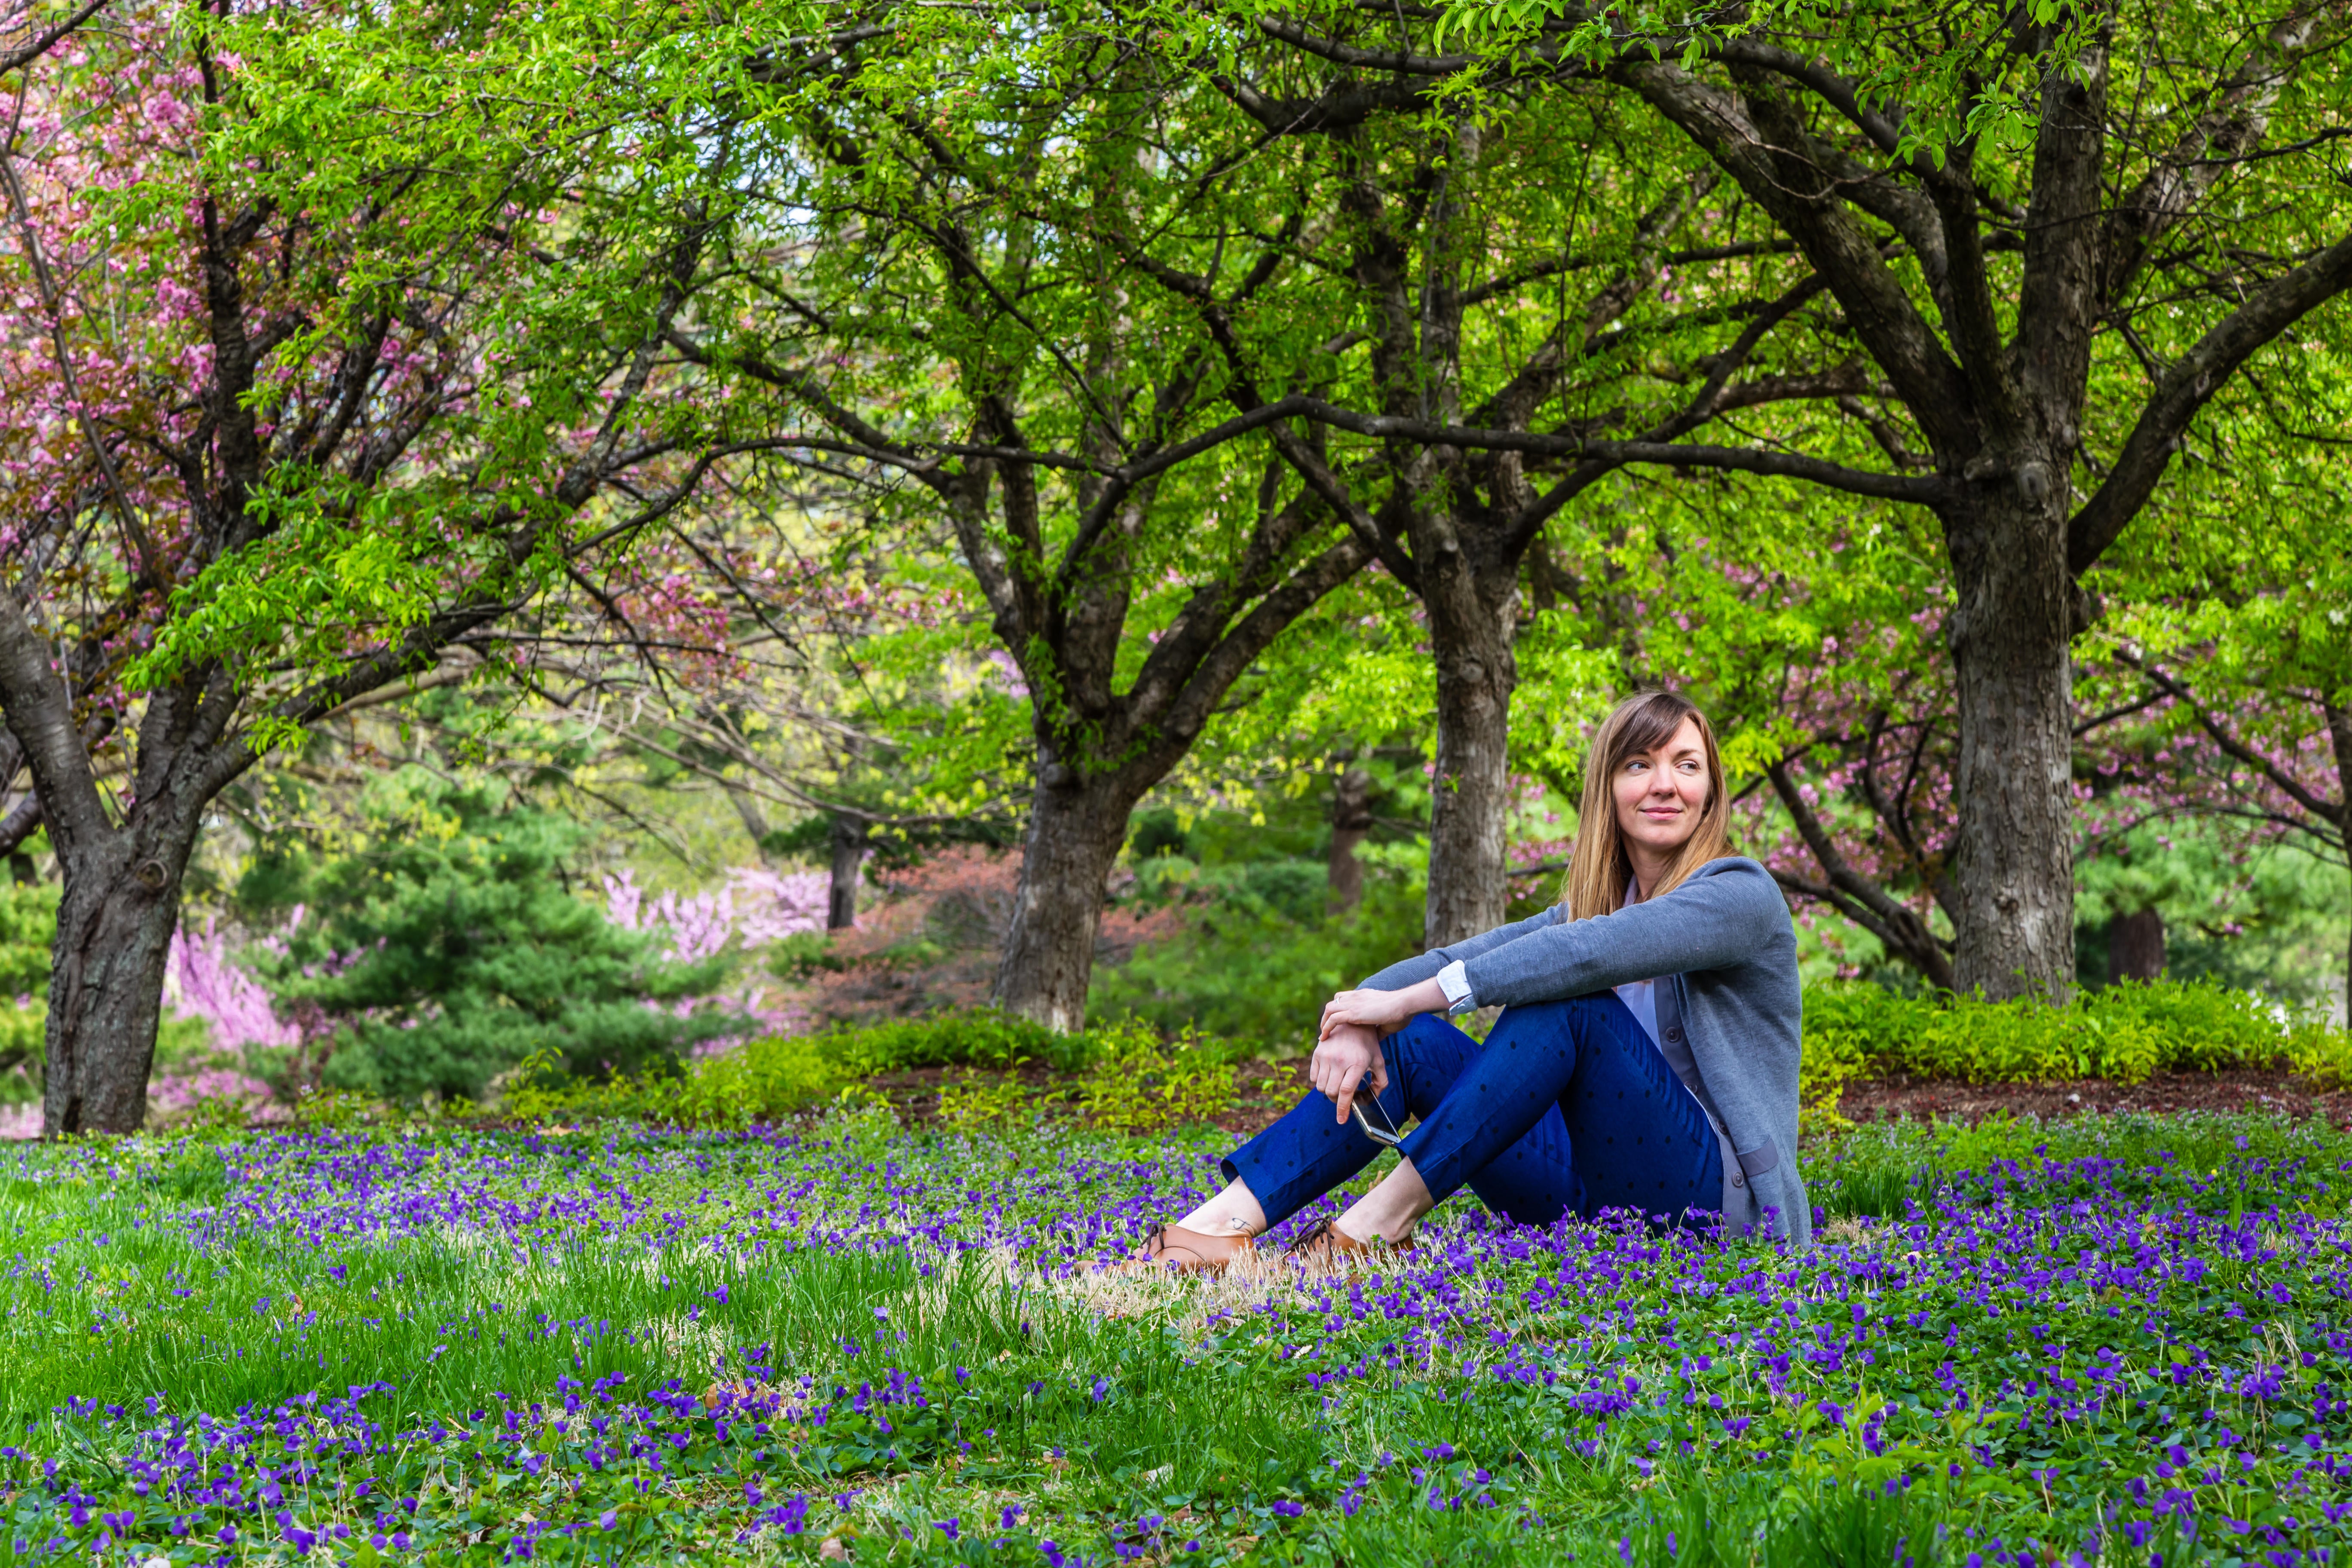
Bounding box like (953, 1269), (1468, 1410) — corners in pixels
(1318, 860), (1786, 1035)
(1456, 859), (1788, 1006)
(1312, 906), (1564, 1047)
(1351, 905), (1563, 994)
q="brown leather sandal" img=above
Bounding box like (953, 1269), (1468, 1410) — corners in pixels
(1284, 1216), (1415, 1274)
(1119, 1224), (1258, 1276)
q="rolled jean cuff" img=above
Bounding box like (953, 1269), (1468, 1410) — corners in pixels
(1394, 1116), (1475, 1208)
(1219, 1070), (1408, 1231)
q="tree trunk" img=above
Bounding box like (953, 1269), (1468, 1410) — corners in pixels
(726, 784), (777, 869)
(1327, 761), (1373, 912)
(2108, 907), (2165, 983)
(827, 816), (868, 931)
(1942, 480), (2078, 1001)
(992, 775), (1139, 1031)
(43, 836), (191, 1134)
(1422, 575), (1518, 948)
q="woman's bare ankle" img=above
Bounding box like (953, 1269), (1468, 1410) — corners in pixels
(1337, 1161), (1433, 1244)
(1335, 1203), (1415, 1245)
(1172, 1178), (1266, 1239)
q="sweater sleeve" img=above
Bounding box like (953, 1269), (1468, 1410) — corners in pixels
(1354, 904), (1565, 992)
(1456, 859), (1790, 1005)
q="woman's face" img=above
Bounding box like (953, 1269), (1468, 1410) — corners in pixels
(1612, 714), (1711, 866)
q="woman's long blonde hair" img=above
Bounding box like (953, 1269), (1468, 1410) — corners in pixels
(1562, 691), (1733, 921)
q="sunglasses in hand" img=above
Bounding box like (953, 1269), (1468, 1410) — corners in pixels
(1351, 1079), (1404, 1148)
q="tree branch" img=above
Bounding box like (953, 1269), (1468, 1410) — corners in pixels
(0, 589), (113, 853)
(1287, 396), (1942, 502)
(1609, 53), (1978, 452)
(1766, 756), (1957, 989)
(2069, 229), (2352, 576)
(0, 789), (43, 859)
(0, 0), (110, 76)
(2134, 658), (2342, 824)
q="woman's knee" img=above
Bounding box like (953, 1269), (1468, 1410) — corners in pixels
(1486, 992), (1626, 1047)
(1382, 1014), (1482, 1115)
(1387, 1012), (1480, 1067)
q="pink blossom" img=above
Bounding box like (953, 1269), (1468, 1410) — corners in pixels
(165, 922), (300, 1050)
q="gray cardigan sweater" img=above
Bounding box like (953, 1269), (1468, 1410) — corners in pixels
(1360, 856), (1810, 1246)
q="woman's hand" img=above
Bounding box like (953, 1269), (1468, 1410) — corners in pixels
(1318, 978), (1446, 1041)
(1310, 1022), (1387, 1126)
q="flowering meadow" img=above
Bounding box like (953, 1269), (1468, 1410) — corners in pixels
(6, 1109), (2352, 1567)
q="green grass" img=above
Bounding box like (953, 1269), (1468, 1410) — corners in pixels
(6, 1108), (2352, 1565)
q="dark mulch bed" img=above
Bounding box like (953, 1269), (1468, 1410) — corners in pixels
(861, 1060), (2352, 1138)
(1229, 1065), (2352, 1139)
(864, 1060), (1317, 1136)
(1834, 1068), (2352, 1128)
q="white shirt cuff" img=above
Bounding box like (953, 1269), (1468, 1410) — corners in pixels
(1435, 960), (1475, 1014)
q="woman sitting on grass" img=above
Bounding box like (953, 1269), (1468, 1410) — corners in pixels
(1134, 689), (1809, 1271)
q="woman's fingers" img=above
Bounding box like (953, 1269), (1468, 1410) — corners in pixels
(1318, 997), (1371, 1039)
(1312, 1048), (1345, 1102)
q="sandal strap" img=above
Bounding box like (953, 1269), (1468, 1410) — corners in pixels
(1285, 1216), (1366, 1257)
(1285, 1216), (1415, 1264)
(1144, 1224), (1254, 1270)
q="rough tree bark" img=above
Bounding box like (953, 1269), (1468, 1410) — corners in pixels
(1421, 563), (1519, 944)
(1943, 481), (2082, 996)
(994, 778), (1145, 1031)
(1327, 760), (1374, 911)
(827, 815), (869, 931)
(2108, 909), (2166, 982)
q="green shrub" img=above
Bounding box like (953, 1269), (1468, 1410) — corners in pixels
(935, 1068), (1057, 1132)
(251, 773), (742, 1101)
(1090, 844), (1427, 1053)
(808, 1007), (1081, 1075)
(498, 1008), (1208, 1130)
(677, 1033), (858, 1124)
(1077, 1017), (1237, 1133)
(1803, 976), (2351, 1089)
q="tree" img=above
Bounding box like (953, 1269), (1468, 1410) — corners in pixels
(0, 4), (736, 1132)
(1485, 466), (2253, 996)
(1326, 0), (2352, 995)
(249, 775), (738, 1101)
(2093, 416), (2352, 998)
(640, 22), (1397, 1029)
(1158, 31), (1873, 946)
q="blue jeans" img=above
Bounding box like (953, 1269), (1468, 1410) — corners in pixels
(1224, 994), (1723, 1230)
